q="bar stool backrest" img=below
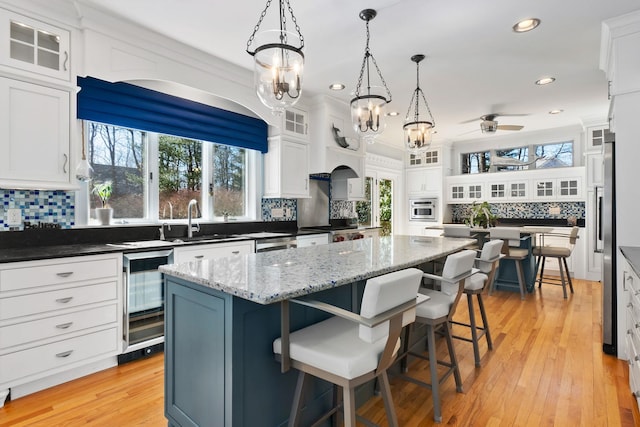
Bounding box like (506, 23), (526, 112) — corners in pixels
(359, 268), (423, 343)
(477, 239), (504, 273)
(439, 250), (478, 296)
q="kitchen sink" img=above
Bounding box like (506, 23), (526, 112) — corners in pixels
(171, 234), (236, 243)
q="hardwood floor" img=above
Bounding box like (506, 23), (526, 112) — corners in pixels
(1, 278), (638, 426)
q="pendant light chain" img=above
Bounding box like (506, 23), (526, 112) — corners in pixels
(404, 60), (435, 126)
(354, 19), (391, 101)
(246, 0), (304, 54)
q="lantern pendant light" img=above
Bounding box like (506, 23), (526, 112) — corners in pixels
(350, 9), (392, 144)
(403, 54), (435, 152)
(246, 0), (304, 115)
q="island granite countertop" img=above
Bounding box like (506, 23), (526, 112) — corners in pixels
(160, 235), (476, 304)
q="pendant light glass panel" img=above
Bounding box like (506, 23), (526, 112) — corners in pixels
(351, 89), (387, 144)
(252, 30), (304, 114)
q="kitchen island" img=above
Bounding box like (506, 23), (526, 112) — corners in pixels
(160, 235), (475, 427)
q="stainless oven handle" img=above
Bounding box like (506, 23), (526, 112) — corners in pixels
(122, 268), (129, 351)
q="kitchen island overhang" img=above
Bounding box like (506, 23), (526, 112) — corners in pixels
(160, 235), (476, 427)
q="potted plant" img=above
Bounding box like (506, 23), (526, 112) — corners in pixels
(93, 181), (113, 225)
(465, 201), (497, 229)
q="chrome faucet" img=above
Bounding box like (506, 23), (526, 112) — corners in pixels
(187, 199), (200, 238)
(159, 222), (171, 240)
(162, 202), (173, 220)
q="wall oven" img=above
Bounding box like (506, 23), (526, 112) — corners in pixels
(409, 198), (437, 221)
(119, 249), (173, 363)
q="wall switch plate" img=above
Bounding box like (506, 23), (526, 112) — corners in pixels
(7, 208), (21, 225)
(549, 206), (561, 215)
(271, 208), (284, 217)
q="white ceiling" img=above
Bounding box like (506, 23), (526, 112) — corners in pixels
(76, 0), (639, 147)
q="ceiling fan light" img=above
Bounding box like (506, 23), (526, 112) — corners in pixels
(246, 0), (305, 115)
(480, 120), (498, 133)
(513, 18), (540, 33)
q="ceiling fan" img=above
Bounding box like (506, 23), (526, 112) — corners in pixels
(478, 113), (525, 133)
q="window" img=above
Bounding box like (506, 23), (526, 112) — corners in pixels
(535, 141), (573, 168)
(87, 122), (253, 223)
(461, 141), (574, 174)
(461, 151), (490, 174)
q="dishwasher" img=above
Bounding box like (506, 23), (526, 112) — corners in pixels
(253, 234), (298, 252)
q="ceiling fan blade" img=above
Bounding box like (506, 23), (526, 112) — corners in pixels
(496, 124), (524, 131)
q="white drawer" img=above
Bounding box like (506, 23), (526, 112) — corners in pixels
(0, 303), (118, 350)
(297, 234), (329, 248)
(0, 281), (117, 321)
(174, 242), (253, 263)
(0, 256), (119, 292)
(0, 327), (118, 385)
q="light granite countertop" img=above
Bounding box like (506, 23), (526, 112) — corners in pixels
(160, 235), (476, 304)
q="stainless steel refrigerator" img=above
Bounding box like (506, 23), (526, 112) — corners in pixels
(601, 132), (617, 355)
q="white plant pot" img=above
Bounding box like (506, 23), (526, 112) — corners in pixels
(95, 208), (113, 226)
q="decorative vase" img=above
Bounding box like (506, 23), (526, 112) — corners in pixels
(96, 208), (113, 225)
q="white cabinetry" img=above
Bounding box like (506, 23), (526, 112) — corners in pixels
(0, 9), (71, 82)
(282, 107), (308, 140)
(446, 167), (585, 204)
(296, 233), (329, 248)
(263, 136), (310, 198)
(624, 258), (640, 407)
(173, 240), (255, 263)
(0, 77), (71, 189)
(407, 168), (442, 196)
(0, 253), (122, 404)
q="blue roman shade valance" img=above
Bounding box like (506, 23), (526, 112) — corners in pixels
(77, 76), (268, 153)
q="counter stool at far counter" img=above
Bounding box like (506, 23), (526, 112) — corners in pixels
(273, 268), (427, 427)
(451, 239), (504, 367)
(533, 226), (579, 298)
(488, 227), (529, 300)
(396, 250), (478, 423)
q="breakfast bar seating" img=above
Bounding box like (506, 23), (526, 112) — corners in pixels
(396, 249), (478, 423)
(273, 268), (426, 427)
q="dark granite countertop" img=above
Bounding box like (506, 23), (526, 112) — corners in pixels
(0, 221), (315, 263)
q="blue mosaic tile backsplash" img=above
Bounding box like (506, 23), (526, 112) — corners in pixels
(1, 189), (75, 231)
(450, 201), (585, 223)
(261, 198), (297, 221)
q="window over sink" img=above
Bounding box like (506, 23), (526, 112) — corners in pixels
(86, 122), (257, 224)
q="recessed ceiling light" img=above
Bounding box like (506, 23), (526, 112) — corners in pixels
(549, 109), (564, 115)
(536, 77), (556, 86)
(329, 83), (345, 91)
(513, 18), (541, 33)
(386, 111), (399, 117)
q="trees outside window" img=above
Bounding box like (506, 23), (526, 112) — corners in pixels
(87, 122), (251, 223)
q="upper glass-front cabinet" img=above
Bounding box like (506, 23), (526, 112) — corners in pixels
(0, 10), (70, 81)
(283, 107), (308, 139)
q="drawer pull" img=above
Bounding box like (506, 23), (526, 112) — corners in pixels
(231, 251), (240, 255)
(194, 255), (204, 259)
(56, 322), (73, 329)
(56, 272), (74, 278)
(56, 350), (73, 358)
(56, 297), (73, 304)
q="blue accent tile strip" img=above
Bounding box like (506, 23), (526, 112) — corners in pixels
(450, 201), (585, 223)
(0, 189), (75, 231)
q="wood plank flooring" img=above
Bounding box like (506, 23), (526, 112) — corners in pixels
(1, 278), (638, 426)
